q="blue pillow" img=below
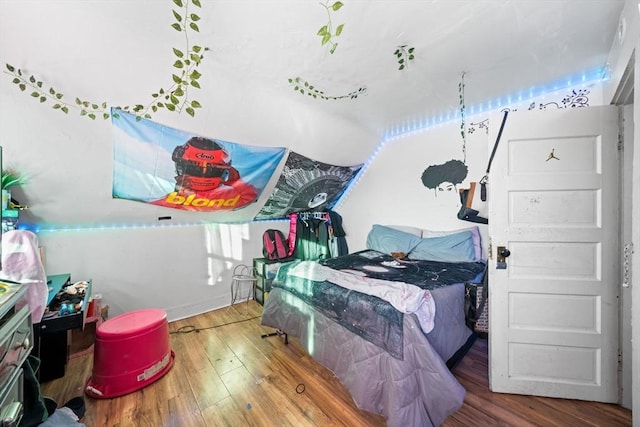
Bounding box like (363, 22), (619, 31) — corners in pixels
(407, 230), (476, 262)
(366, 224), (422, 254)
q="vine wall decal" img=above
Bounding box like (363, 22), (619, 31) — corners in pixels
(466, 88), (592, 135)
(3, 0), (208, 121)
(291, 1), (368, 102)
(394, 45), (415, 70)
(459, 71), (467, 163)
(288, 77), (367, 100)
(317, 1), (345, 54)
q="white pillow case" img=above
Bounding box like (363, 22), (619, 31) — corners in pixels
(407, 230), (476, 263)
(387, 225), (423, 237)
(366, 224), (422, 254)
(421, 226), (483, 261)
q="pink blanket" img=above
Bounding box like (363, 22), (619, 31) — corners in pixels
(0, 230), (48, 323)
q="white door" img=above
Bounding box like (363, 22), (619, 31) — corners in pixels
(488, 105), (619, 402)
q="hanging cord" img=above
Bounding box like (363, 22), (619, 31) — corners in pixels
(459, 71), (467, 164)
(171, 314), (261, 334)
(479, 110), (509, 201)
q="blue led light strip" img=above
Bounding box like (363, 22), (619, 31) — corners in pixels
(24, 217), (289, 233)
(28, 69), (606, 232)
(334, 67), (607, 208)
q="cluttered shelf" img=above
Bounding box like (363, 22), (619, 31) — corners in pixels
(36, 274), (102, 382)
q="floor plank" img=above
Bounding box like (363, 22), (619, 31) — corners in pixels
(39, 302), (632, 426)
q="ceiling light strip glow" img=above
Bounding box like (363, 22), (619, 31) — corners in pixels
(335, 67), (606, 208)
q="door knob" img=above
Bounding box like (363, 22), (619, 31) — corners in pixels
(499, 248), (511, 258)
(497, 246), (510, 269)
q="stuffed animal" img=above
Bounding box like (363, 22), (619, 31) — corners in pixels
(49, 280), (88, 315)
(390, 252), (407, 260)
(64, 281), (88, 296)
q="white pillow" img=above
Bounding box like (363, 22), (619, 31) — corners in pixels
(387, 225), (423, 237)
(421, 226), (483, 261)
(366, 224), (422, 254)
(407, 231), (477, 263)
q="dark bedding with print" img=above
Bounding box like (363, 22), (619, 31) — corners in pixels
(272, 260), (406, 359)
(320, 249), (485, 288)
(271, 252), (484, 360)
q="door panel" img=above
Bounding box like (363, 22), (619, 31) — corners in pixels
(509, 190), (599, 226)
(488, 106), (619, 403)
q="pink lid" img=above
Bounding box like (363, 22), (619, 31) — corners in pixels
(97, 308), (167, 338)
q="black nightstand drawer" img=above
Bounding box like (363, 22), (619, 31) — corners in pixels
(36, 312), (83, 334)
(38, 276), (92, 334)
(35, 275), (93, 382)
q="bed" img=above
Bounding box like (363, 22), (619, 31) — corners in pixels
(261, 224), (486, 427)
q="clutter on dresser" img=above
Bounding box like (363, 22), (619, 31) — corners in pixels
(1, 207), (19, 232)
(43, 280), (89, 319)
(35, 274), (94, 382)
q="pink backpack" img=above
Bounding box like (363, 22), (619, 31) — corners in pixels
(287, 213), (297, 257)
(262, 229), (289, 260)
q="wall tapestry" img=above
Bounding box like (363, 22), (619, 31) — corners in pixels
(254, 151), (362, 220)
(112, 110), (286, 212)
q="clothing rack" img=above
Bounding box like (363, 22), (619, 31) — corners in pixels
(296, 211), (333, 239)
(296, 211), (330, 221)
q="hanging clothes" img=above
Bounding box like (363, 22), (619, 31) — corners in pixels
(293, 214), (330, 261)
(328, 210), (348, 256)
(292, 210), (348, 260)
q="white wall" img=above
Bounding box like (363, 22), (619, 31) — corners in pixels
(340, 122), (489, 252)
(0, 1), (377, 320)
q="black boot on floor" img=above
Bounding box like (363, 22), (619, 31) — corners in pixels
(43, 397), (57, 417)
(62, 397), (86, 419)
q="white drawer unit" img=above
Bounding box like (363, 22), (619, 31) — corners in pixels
(0, 369), (24, 427)
(0, 283), (32, 427)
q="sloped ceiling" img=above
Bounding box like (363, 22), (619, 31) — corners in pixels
(205, 0), (625, 132)
(0, 0), (626, 136)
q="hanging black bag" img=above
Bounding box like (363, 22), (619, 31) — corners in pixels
(457, 110), (509, 224)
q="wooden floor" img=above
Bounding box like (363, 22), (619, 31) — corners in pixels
(41, 301), (632, 426)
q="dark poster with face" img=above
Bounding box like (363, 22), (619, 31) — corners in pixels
(254, 151), (362, 220)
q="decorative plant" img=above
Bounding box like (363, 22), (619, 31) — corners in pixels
(1, 170), (27, 190)
(394, 45), (415, 70)
(459, 71), (467, 163)
(317, 1), (345, 54)
(3, 0), (208, 121)
(288, 77), (366, 100)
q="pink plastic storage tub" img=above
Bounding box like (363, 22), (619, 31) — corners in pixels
(85, 308), (175, 399)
